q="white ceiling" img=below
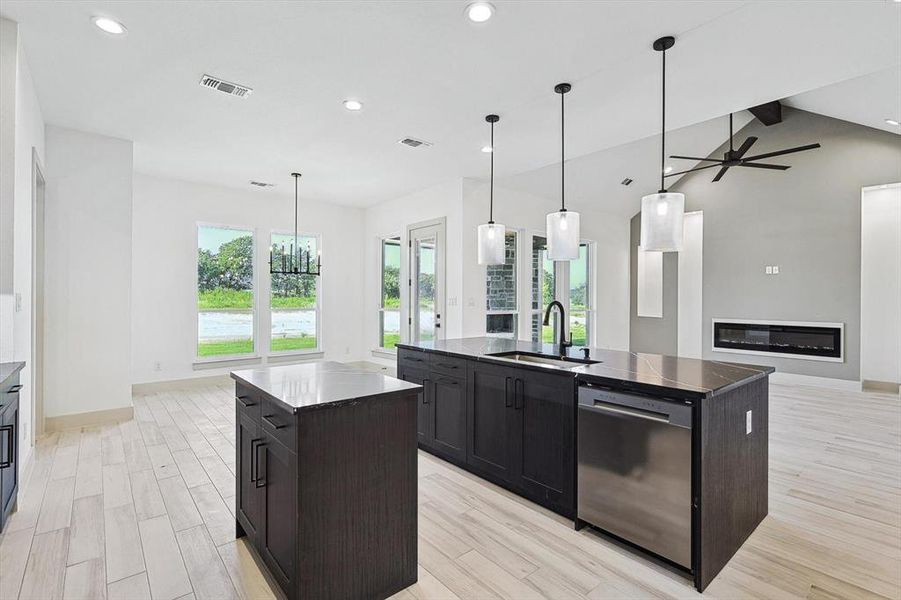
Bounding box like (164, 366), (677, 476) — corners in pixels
(3, 1), (900, 208)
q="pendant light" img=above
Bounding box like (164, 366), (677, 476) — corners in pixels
(477, 114), (506, 266)
(269, 172), (321, 276)
(640, 36), (684, 252)
(546, 83), (580, 261)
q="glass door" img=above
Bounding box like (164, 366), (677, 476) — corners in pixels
(409, 222), (445, 343)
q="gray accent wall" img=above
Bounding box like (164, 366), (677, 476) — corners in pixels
(630, 108), (901, 381)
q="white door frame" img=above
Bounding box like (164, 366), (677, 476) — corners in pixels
(405, 218), (446, 343)
(31, 149), (46, 442)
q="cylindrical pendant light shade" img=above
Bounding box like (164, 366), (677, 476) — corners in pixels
(478, 222), (506, 265)
(546, 210), (580, 260)
(640, 192), (684, 252)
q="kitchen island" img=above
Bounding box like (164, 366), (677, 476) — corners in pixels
(396, 337), (773, 592)
(231, 361), (421, 600)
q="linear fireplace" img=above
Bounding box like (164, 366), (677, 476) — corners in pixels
(712, 319), (843, 362)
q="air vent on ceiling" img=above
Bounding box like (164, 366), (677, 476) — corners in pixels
(250, 181), (275, 188)
(621, 178), (633, 186)
(200, 74), (253, 98)
(398, 137), (433, 148)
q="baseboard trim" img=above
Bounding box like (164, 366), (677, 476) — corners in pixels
(769, 372), (861, 392)
(861, 380), (901, 394)
(45, 406), (135, 432)
(132, 374), (233, 394)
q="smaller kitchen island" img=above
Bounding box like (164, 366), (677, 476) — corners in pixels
(231, 361), (421, 600)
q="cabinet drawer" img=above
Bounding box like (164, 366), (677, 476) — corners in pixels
(398, 348), (428, 369)
(260, 396), (296, 452)
(429, 354), (467, 377)
(235, 385), (261, 420)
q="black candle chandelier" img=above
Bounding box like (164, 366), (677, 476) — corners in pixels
(269, 172), (321, 276)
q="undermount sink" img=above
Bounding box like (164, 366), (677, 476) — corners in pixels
(488, 351), (600, 369)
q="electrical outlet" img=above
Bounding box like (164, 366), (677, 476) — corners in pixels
(14, 293), (22, 312)
(746, 410), (753, 434)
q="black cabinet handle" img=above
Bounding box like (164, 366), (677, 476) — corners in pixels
(254, 442), (266, 488)
(436, 362), (458, 370)
(236, 395), (256, 408)
(435, 377), (459, 386)
(505, 377), (513, 408)
(514, 379), (524, 410)
(407, 356), (424, 363)
(262, 414), (286, 430)
(249, 438), (262, 483)
(6, 384), (22, 394)
(0, 424), (12, 469)
(422, 379), (430, 404)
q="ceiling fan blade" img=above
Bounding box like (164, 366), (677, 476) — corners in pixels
(669, 155), (724, 163)
(742, 143), (821, 162)
(711, 166), (730, 182)
(734, 136), (758, 158)
(664, 163), (723, 178)
(740, 162), (790, 170)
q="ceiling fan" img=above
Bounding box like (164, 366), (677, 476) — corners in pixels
(665, 113), (821, 182)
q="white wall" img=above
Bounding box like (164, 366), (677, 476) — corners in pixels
(45, 126), (132, 418)
(131, 174), (366, 383)
(363, 179), (465, 360)
(0, 17), (46, 464)
(677, 212), (703, 359)
(460, 180), (631, 350)
(860, 183), (901, 384)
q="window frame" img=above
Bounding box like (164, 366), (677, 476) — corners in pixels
(485, 229), (519, 339)
(268, 230), (322, 357)
(378, 234), (402, 352)
(194, 222), (259, 363)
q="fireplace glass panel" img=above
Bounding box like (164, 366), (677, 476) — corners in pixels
(713, 322), (841, 359)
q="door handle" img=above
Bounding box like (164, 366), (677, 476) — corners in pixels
(262, 414), (286, 430)
(249, 438), (262, 483)
(236, 395), (256, 408)
(504, 377), (513, 408)
(585, 401), (672, 424)
(0, 424), (12, 469)
(254, 442), (266, 488)
(6, 385), (22, 393)
(514, 379), (523, 410)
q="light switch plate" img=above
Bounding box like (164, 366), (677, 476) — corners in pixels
(765, 266), (773, 275)
(773, 266), (780, 274)
(746, 410), (753, 434)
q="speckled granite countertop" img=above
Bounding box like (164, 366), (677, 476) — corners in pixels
(231, 361), (421, 412)
(397, 338), (773, 398)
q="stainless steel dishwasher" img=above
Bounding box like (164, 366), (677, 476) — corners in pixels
(577, 385), (693, 568)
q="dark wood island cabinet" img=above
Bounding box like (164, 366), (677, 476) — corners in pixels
(231, 361), (421, 600)
(0, 362), (24, 534)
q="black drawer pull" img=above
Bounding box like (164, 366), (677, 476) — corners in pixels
(407, 356), (424, 362)
(236, 395), (256, 408)
(6, 384), (22, 393)
(436, 362), (458, 370)
(436, 377), (459, 386)
(262, 414), (287, 430)
(0, 424), (12, 469)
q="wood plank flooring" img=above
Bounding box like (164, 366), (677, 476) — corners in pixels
(0, 378), (898, 599)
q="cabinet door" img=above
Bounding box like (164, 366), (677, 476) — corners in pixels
(0, 397), (18, 519)
(430, 376), (466, 462)
(466, 362), (515, 483)
(259, 432), (297, 593)
(399, 366), (431, 447)
(236, 413), (262, 541)
(511, 370), (575, 512)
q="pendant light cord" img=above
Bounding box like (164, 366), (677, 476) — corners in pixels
(660, 47), (666, 193)
(489, 119), (495, 223)
(293, 174), (298, 253)
(561, 89), (566, 211)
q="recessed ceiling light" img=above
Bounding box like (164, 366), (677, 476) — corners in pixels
(466, 2), (495, 23)
(664, 165), (673, 174)
(343, 99), (363, 111)
(92, 16), (127, 35)
(885, 118), (900, 126)
(481, 145), (493, 153)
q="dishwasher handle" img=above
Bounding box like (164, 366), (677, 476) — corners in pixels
(578, 387), (692, 428)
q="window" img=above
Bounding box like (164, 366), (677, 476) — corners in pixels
(569, 243), (591, 346)
(197, 225), (255, 358)
(531, 236), (592, 346)
(270, 233), (320, 353)
(486, 231), (518, 338)
(379, 236), (401, 349)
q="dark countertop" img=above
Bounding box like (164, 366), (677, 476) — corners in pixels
(397, 338), (774, 398)
(0, 362), (25, 385)
(231, 361), (422, 413)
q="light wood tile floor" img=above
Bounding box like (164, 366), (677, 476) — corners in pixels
(0, 380), (898, 599)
